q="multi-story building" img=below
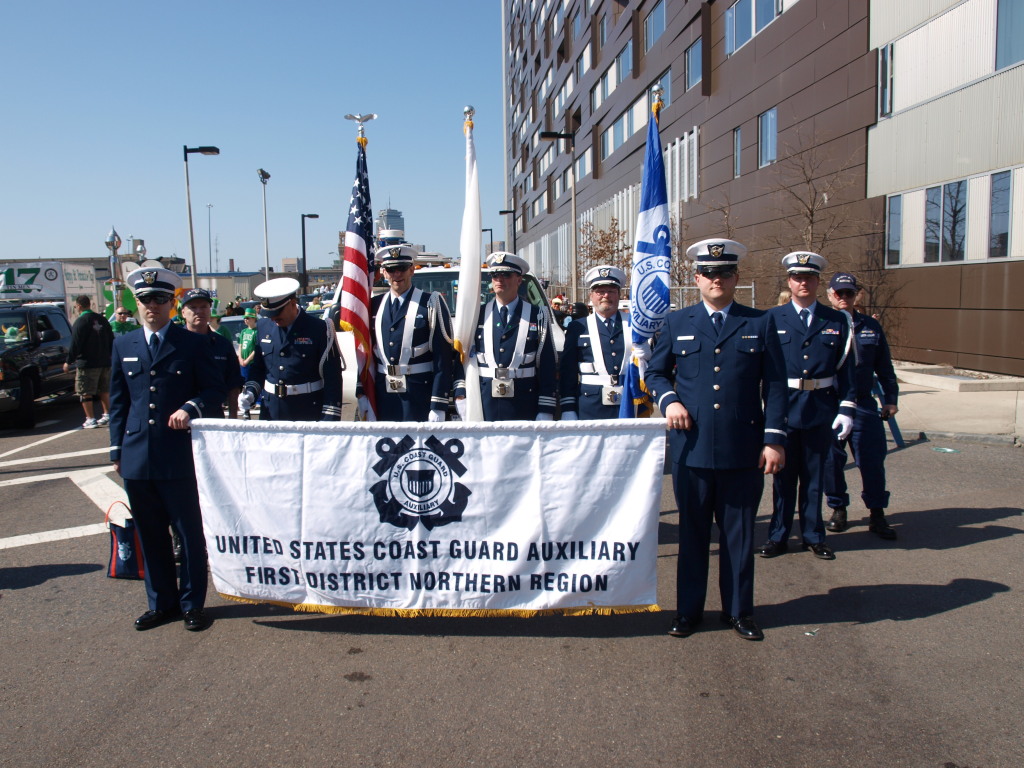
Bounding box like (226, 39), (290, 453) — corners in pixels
(503, 0), (1024, 375)
(374, 206), (406, 237)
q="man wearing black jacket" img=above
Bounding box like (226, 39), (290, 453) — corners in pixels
(64, 295), (114, 429)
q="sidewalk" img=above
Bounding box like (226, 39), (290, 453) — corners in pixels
(893, 367), (1024, 445)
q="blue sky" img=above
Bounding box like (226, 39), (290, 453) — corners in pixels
(0, 1), (507, 274)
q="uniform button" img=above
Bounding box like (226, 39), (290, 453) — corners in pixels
(715, 348), (721, 354)
(803, 354), (810, 359)
(803, 369), (809, 375)
(611, 352), (617, 357)
(389, 341), (394, 346)
(128, 371), (134, 377)
(499, 348), (505, 353)
(279, 365), (285, 370)
(714, 403), (721, 410)
(714, 366), (720, 372)
(680, 351), (686, 356)
(149, 403), (156, 410)
(713, 384), (720, 391)
(150, 370), (156, 376)
(149, 386), (156, 392)
(148, 419), (155, 425)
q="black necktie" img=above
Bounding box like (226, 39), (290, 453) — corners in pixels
(605, 316), (615, 333)
(149, 333), (160, 356)
(499, 306), (509, 328)
(711, 312), (723, 334)
(799, 308), (810, 327)
(391, 297), (401, 320)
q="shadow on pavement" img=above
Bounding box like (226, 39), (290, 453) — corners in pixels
(0, 562), (104, 590)
(824, 506), (1023, 552)
(757, 577), (1010, 629)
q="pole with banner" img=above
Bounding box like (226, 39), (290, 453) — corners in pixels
(339, 113), (378, 421)
(620, 85), (672, 418)
(454, 106), (484, 421)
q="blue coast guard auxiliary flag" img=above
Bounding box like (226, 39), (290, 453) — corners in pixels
(620, 100), (671, 418)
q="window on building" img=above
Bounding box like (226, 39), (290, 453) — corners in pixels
(615, 41), (633, 85)
(644, 0), (666, 53)
(990, 171), (1011, 258)
(879, 43), (894, 117)
(755, 0), (779, 33)
(686, 39), (702, 90)
(576, 43), (591, 81)
(733, 127), (742, 178)
(573, 10), (582, 39)
(886, 195), (902, 265)
(726, 0), (780, 55)
(758, 108), (777, 167)
(924, 186), (942, 262)
(654, 69), (671, 106)
(575, 147), (593, 179)
(996, 0), (1024, 69)
(942, 180), (967, 261)
(598, 15), (608, 47)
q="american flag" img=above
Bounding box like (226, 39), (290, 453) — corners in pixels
(339, 140), (377, 420)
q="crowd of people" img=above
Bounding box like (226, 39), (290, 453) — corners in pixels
(101, 242), (898, 638)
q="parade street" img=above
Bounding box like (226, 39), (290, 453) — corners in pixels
(1, 399), (1021, 768)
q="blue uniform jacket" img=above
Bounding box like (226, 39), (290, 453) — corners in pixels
(109, 323), (225, 480)
(368, 289), (456, 421)
(849, 311), (898, 408)
(243, 309), (342, 421)
(646, 302), (788, 469)
(473, 299), (557, 420)
(558, 311), (629, 419)
(767, 301), (857, 429)
(206, 330), (242, 415)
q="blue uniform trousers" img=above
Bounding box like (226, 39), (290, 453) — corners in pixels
(123, 477), (207, 614)
(825, 406), (890, 510)
(673, 464), (763, 620)
(769, 423), (831, 545)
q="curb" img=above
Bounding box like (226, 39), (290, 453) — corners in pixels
(915, 430), (1020, 447)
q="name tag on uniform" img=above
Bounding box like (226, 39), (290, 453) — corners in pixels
(777, 330), (787, 334)
(261, 338), (272, 344)
(677, 335), (695, 341)
(741, 335), (759, 339)
(295, 337), (313, 345)
(124, 357), (139, 362)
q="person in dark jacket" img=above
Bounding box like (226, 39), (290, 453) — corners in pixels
(109, 267), (225, 632)
(179, 288), (242, 419)
(64, 295), (114, 429)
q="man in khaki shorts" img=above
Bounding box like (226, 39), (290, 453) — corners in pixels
(64, 295), (114, 428)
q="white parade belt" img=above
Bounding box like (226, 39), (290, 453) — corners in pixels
(787, 376), (835, 391)
(264, 380), (324, 397)
(378, 362), (433, 376)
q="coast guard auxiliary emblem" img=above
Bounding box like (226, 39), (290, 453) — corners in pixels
(370, 435), (471, 530)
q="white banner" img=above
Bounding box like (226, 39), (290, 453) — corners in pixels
(192, 420), (665, 616)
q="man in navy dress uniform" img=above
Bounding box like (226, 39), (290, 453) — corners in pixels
(180, 288), (242, 419)
(109, 267), (225, 632)
(559, 265), (630, 420)
(471, 252), (556, 421)
(823, 272), (899, 539)
(364, 245), (458, 421)
(238, 277), (342, 421)
(760, 252), (857, 561)
(646, 239), (788, 641)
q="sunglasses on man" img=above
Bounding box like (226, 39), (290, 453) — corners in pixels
(383, 264), (412, 274)
(698, 268), (737, 280)
(137, 294), (174, 305)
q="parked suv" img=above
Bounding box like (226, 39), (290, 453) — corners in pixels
(0, 302), (76, 427)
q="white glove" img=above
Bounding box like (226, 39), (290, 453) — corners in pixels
(357, 395), (372, 420)
(428, 409), (445, 423)
(632, 341), (652, 363)
(536, 413), (554, 422)
(561, 411), (578, 421)
(455, 399), (468, 421)
(832, 414), (853, 440)
(237, 391), (255, 412)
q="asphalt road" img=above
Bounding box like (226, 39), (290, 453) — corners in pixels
(1, 399), (1021, 768)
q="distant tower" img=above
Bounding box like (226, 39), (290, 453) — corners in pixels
(375, 206), (405, 236)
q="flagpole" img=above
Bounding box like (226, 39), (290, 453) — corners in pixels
(455, 105), (484, 421)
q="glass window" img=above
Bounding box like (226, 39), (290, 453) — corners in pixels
(654, 69), (672, 106)
(616, 41), (633, 85)
(924, 186), (941, 263)
(733, 127), (742, 178)
(686, 39), (702, 90)
(989, 171), (1011, 258)
(573, 11), (582, 39)
(758, 108), (777, 167)
(996, 0), (1024, 70)
(726, 0), (753, 55)
(576, 43), (591, 81)
(942, 180), (967, 261)
(886, 195), (902, 265)
(755, 0), (778, 33)
(644, 0), (666, 53)
(599, 15), (608, 46)
(879, 44), (894, 117)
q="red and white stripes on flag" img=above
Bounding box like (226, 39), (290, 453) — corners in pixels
(339, 139), (377, 420)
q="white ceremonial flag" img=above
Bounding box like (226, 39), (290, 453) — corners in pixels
(454, 108), (484, 421)
(192, 420), (665, 616)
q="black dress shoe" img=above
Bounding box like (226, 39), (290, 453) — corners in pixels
(826, 506), (848, 532)
(802, 541), (836, 560)
(758, 539), (788, 558)
(868, 510), (897, 540)
(183, 609), (209, 632)
(720, 613), (764, 641)
(668, 615), (702, 638)
(134, 608), (181, 631)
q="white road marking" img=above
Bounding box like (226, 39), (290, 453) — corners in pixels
(0, 427), (80, 458)
(0, 524), (108, 550)
(0, 446), (109, 469)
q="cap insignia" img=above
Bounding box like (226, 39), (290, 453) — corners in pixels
(709, 244), (724, 259)
(599, 267), (610, 278)
(798, 254), (810, 265)
(142, 271), (156, 285)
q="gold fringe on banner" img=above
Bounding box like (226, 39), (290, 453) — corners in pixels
(218, 592), (660, 618)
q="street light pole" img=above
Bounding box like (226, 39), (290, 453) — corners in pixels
(481, 227), (493, 256)
(206, 204), (213, 273)
(499, 208), (517, 255)
(300, 213), (319, 294)
(183, 145), (220, 288)
(105, 227), (121, 315)
(258, 168), (271, 277)
(539, 131), (577, 302)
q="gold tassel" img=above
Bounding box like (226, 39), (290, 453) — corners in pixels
(357, 135), (367, 149)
